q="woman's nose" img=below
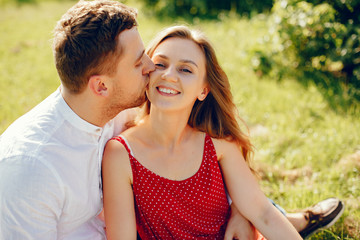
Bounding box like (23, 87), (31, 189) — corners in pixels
(161, 66), (178, 82)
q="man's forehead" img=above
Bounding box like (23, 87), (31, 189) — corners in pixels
(118, 26), (139, 44)
(117, 27), (144, 60)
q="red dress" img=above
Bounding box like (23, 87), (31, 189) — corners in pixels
(113, 134), (266, 240)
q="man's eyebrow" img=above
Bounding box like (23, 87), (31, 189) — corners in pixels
(135, 49), (145, 63)
(154, 54), (198, 68)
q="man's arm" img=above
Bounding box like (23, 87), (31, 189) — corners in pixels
(0, 157), (63, 239)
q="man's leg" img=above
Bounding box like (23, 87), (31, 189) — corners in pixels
(273, 198), (344, 239)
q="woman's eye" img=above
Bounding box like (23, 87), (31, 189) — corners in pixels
(181, 68), (192, 73)
(155, 63), (165, 68)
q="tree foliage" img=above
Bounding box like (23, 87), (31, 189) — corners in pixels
(139, 0), (274, 19)
(252, 0), (360, 107)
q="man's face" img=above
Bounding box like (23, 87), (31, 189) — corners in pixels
(105, 27), (155, 117)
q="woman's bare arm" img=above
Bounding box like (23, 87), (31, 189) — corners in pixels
(102, 139), (137, 240)
(214, 138), (302, 240)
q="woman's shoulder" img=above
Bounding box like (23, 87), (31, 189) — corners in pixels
(120, 119), (147, 140)
(210, 136), (242, 160)
(104, 123), (143, 166)
(103, 137), (131, 164)
(102, 136), (133, 182)
(114, 123), (152, 157)
(210, 136), (234, 147)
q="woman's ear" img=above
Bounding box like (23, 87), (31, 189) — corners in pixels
(88, 75), (109, 97)
(197, 87), (210, 101)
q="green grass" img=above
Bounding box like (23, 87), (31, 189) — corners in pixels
(0, 1), (359, 239)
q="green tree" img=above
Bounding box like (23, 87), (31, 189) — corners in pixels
(252, 0), (360, 108)
(139, 0), (274, 19)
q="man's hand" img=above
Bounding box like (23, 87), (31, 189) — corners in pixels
(224, 204), (257, 240)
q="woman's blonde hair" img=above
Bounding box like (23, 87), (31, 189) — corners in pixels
(145, 25), (253, 163)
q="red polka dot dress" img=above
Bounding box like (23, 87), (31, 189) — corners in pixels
(112, 134), (266, 240)
(113, 134), (229, 239)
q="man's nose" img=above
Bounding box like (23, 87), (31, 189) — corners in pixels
(143, 55), (155, 75)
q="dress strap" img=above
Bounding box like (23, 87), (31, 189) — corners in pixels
(112, 135), (134, 157)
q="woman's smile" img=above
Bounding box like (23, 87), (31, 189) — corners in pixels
(156, 86), (180, 96)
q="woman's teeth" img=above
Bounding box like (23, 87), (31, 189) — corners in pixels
(158, 87), (178, 94)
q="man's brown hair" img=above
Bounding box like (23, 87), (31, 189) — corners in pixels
(53, 0), (137, 93)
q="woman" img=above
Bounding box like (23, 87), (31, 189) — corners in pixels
(102, 25), (302, 239)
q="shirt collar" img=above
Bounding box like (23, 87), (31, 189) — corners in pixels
(55, 88), (104, 136)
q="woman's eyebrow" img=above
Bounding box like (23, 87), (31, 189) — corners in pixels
(154, 54), (198, 68)
(179, 59), (198, 68)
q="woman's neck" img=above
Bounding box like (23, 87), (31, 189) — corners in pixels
(142, 107), (194, 149)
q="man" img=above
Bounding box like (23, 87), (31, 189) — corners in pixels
(0, 0), (343, 239)
(0, 1), (154, 238)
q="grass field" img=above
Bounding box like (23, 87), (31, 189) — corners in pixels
(0, 0), (359, 239)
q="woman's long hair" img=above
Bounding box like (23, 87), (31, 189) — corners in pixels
(145, 25), (253, 164)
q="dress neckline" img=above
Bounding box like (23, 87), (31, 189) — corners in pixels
(119, 133), (210, 183)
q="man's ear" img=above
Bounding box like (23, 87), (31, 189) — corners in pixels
(88, 75), (108, 97)
(197, 86), (210, 101)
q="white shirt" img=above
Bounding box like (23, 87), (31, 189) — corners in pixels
(0, 89), (129, 239)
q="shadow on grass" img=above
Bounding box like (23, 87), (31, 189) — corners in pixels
(296, 71), (360, 115)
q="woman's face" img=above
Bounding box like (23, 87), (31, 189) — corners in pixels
(147, 37), (208, 112)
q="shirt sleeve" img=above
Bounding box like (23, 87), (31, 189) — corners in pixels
(0, 156), (64, 239)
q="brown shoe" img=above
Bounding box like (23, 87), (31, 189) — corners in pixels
(299, 198), (344, 239)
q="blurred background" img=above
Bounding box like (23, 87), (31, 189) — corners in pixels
(0, 0), (359, 238)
